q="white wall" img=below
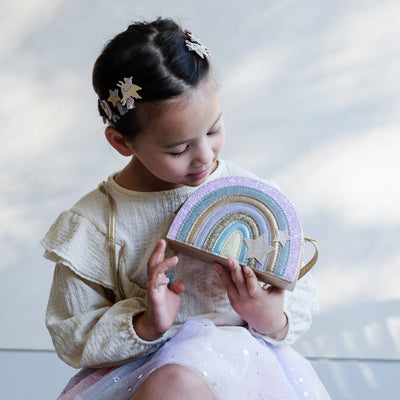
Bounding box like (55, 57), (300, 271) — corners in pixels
(1, 0), (399, 397)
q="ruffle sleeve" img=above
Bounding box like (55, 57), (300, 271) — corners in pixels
(41, 210), (116, 289)
(42, 210), (170, 368)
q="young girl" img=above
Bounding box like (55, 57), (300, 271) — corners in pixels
(42, 18), (331, 400)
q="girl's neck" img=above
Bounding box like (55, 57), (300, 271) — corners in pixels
(114, 157), (185, 192)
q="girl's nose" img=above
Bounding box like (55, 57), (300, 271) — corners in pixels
(192, 140), (213, 167)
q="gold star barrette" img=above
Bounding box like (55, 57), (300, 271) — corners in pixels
(184, 30), (211, 59)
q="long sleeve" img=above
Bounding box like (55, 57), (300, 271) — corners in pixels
(43, 161), (320, 370)
(249, 271), (319, 345)
(46, 264), (166, 368)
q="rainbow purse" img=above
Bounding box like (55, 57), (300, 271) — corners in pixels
(166, 177), (318, 290)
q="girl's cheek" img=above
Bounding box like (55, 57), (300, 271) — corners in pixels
(216, 137), (225, 154)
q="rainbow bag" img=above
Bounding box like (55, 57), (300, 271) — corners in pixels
(166, 177), (318, 290)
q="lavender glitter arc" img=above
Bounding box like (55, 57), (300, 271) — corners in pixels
(167, 177), (304, 286)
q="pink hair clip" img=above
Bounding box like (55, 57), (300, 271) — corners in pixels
(184, 29), (211, 59)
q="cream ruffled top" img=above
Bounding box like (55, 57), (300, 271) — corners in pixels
(42, 159), (319, 368)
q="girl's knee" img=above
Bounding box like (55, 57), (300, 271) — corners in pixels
(130, 364), (216, 400)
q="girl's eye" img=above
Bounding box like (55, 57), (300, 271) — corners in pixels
(169, 145), (189, 157)
(208, 126), (222, 136)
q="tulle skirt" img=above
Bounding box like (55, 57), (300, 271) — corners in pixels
(58, 319), (330, 400)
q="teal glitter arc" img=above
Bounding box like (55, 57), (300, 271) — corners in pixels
(175, 185), (292, 278)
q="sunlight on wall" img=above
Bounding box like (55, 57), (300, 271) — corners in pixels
(0, 0), (63, 55)
(387, 317), (400, 353)
(0, 73), (90, 268)
(359, 363), (378, 389)
(277, 128), (399, 225)
(219, 1), (400, 323)
(1, 0), (399, 365)
(276, 128), (400, 308)
(364, 322), (385, 353)
(326, 362), (353, 398)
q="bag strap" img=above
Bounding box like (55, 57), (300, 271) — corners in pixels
(98, 181), (125, 299)
(298, 238), (319, 279)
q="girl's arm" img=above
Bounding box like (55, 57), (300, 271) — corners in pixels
(46, 264), (167, 369)
(213, 258), (318, 344)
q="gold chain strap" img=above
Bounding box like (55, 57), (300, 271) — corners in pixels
(98, 181), (126, 299)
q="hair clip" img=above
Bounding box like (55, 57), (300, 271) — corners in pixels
(117, 77), (142, 108)
(184, 29), (211, 59)
(107, 89), (120, 107)
(100, 100), (120, 123)
(99, 76), (142, 123)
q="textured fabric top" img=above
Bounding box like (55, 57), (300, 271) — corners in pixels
(42, 159), (319, 368)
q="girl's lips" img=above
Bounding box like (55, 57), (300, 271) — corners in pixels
(187, 166), (210, 180)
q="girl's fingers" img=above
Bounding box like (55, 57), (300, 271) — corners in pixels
(169, 279), (185, 295)
(213, 263), (238, 295)
(148, 239), (167, 267)
(148, 256), (178, 280)
(227, 258), (245, 287)
(147, 239), (178, 279)
(214, 259), (261, 299)
(147, 272), (169, 291)
(243, 266), (260, 298)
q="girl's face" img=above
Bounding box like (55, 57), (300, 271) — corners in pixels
(127, 74), (225, 191)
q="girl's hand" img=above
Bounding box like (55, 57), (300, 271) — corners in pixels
(213, 258), (287, 336)
(133, 239), (185, 341)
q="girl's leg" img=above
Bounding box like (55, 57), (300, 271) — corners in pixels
(129, 364), (217, 400)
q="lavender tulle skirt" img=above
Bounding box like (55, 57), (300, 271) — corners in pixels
(58, 319), (330, 400)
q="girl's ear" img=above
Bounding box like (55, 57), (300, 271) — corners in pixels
(105, 127), (134, 157)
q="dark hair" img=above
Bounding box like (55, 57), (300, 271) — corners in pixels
(92, 18), (211, 140)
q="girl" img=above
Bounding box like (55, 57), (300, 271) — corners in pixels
(42, 18), (330, 400)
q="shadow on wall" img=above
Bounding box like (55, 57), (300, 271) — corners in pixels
(297, 299), (400, 359)
(295, 299), (400, 398)
(310, 357), (400, 400)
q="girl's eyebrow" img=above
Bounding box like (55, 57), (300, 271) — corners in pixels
(162, 113), (223, 149)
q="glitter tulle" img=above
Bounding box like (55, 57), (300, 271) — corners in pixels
(58, 319), (330, 400)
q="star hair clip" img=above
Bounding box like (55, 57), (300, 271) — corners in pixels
(99, 76), (142, 123)
(184, 29), (211, 59)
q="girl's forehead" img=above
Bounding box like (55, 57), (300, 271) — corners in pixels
(143, 73), (218, 112)
(138, 76), (220, 136)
